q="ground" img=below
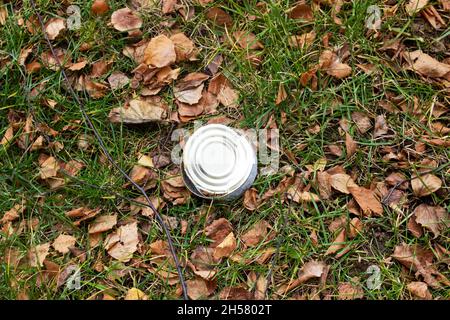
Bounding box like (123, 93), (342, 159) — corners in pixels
(0, 0), (449, 300)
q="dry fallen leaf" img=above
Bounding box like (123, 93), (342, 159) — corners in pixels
(407, 281), (432, 299)
(108, 71), (130, 90)
(405, 0), (429, 15)
(329, 173), (357, 194)
(338, 281), (364, 300)
(39, 156), (60, 179)
(45, 18), (66, 40)
(109, 96), (168, 123)
(325, 228), (346, 255)
(348, 185), (383, 216)
(404, 50), (450, 79)
(124, 287), (148, 300)
(319, 49), (352, 79)
(205, 7), (233, 26)
(28, 243), (50, 267)
(213, 232), (237, 259)
(52, 234), (76, 254)
(1, 203), (25, 225)
(144, 35), (176, 68)
(243, 188), (258, 211)
(392, 243), (450, 289)
(189, 246), (219, 280)
(205, 218), (233, 248)
(186, 278), (216, 300)
(413, 204), (448, 238)
(288, 3), (314, 20)
(219, 286), (253, 300)
(104, 222), (139, 262)
(345, 132), (357, 158)
(277, 260), (327, 294)
(352, 112), (372, 134)
(241, 220), (271, 247)
(111, 8), (142, 32)
(170, 33), (197, 62)
(88, 215), (117, 234)
(411, 174), (442, 197)
(92, 0), (110, 15)
(288, 31), (316, 49)
(0, 6), (8, 25)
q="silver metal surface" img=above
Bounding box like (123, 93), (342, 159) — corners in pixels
(182, 124), (257, 200)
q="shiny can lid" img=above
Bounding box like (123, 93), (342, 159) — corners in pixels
(182, 124), (256, 197)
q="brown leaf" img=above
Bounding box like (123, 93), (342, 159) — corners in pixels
(109, 96), (168, 123)
(411, 174), (442, 197)
(352, 112), (372, 134)
(0, 6), (8, 25)
(186, 278), (216, 300)
(407, 281), (432, 299)
(254, 275), (268, 300)
(111, 8), (142, 32)
(348, 185), (383, 216)
(39, 156), (60, 179)
(217, 84), (239, 109)
(348, 217), (363, 239)
(108, 71), (129, 90)
(319, 49), (352, 79)
(288, 3), (313, 20)
(413, 204), (448, 238)
(288, 31), (316, 49)
(405, 0), (429, 15)
(189, 247), (219, 280)
(88, 214), (117, 234)
(298, 260), (327, 283)
(206, 7), (233, 26)
(92, 0), (110, 15)
(213, 232), (237, 259)
(345, 132), (357, 158)
(219, 286), (252, 300)
(329, 173), (357, 194)
(404, 50), (450, 78)
(52, 234), (76, 254)
(45, 18), (66, 40)
(241, 220), (270, 247)
(205, 218), (233, 248)
(316, 171), (332, 200)
(325, 228), (346, 255)
(28, 243), (50, 267)
(275, 83), (287, 105)
(407, 215), (424, 238)
(104, 222), (139, 262)
(66, 207), (101, 226)
(232, 31), (264, 50)
(124, 288), (148, 300)
(1, 203), (25, 224)
(392, 243), (450, 289)
(67, 59), (88, 72)
(243, 188), (258, 211)
(338, 281), (364, 300)
(170, 33), (197, 62)
(144, 35), (176, 68)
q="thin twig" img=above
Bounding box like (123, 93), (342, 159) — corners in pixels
(28, 0), (188, 299)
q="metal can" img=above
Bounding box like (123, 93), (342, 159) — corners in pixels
(182, 124), (257, 200)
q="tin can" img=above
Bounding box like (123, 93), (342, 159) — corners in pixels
(182, 124), (257, 200)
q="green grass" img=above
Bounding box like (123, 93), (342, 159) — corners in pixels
(0, 0), (449, 300)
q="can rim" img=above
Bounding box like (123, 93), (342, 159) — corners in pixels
(182, 124), (256, 197)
